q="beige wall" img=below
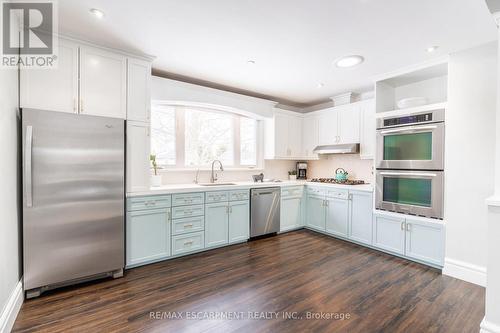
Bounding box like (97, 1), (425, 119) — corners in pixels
(308, 155), (374, 182)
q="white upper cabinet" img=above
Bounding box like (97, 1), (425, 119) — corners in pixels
(359, 99), (375, 159)
(302, 116), (319, 158)
(20, 39), (79, 113)
(265, 111), (303, 159)
(318, 108), (339, 145)
(127, 58), (152, 122)
(337, 104), (360, 144)
(126, 121), (151, 192)
(79, 45), (127, 119)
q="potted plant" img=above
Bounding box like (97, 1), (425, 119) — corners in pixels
(288, 170), (297, 181)
(150, 154), (162, 187)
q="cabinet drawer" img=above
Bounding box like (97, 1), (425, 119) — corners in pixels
(172, 216), (205, 235)
(326, 189), (348, 200)
(229, 190), (249, 201)
(306, 186), (325, 196)
(128, 195), (171, 211)
(172, 205), (204, 219)
(172, 231), (205, 256)
(172, 192), (204, 206)
(282, 186), (303, 198)
(205, 191), (229, 203)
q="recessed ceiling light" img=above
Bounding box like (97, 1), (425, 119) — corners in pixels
(90, 8), (105, 19)
(426, 46), (439, 53)
(335, 55), (364, 68)
(247, 60), (256, 65)
(317, 83), (324, 88)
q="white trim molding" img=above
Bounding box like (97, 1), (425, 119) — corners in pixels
(486, 195), (500, 207)
(481, 317), (500, 333)
(0, 280), (23, 333)
(443, 258), (487, 287)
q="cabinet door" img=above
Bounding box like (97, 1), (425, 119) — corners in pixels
(338, 104), (360, 144)
(288, 115), (302, 157)
(349, 191), (373, 245)
(405, 218), (445, 266)
(318, 109), (338, 145)
(373, 214), (405, 255)
(229, 201), (249, 243)
(281, 196), (302, 232)
(274, 113), (289, 157)
(126, 122), (150, 192)
(79, 45), (127, 118)
(205, 202), (229, 248)
(325, 198), (349, 237)
(20, 39), (78, 113)
(127, 58), (151, 122)
(359, 100), (375, 159)
(302, 116), (319, 158)
(126, 208), (171, 266)
(306, 195), (325, 231)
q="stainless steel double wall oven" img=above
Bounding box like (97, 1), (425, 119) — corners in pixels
(375, 108), (445, 219)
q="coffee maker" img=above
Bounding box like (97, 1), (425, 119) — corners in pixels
(296, 162), (308, 180)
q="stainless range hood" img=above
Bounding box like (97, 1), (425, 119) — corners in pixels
(313, 143), (360, 154)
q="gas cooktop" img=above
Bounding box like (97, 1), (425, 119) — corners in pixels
(310, 178), (366, 185)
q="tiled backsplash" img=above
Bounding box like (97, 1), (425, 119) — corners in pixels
(307, 155), (374, 182)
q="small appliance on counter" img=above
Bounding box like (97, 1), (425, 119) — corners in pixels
(296, 162), (308, 179)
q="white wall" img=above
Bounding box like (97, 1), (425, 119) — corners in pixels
(0, 66), (21, 326)
(443, 41), (498, 286)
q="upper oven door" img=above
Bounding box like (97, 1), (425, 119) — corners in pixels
(376, 122), (444, 170)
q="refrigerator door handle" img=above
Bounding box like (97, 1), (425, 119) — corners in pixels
(25, 125), (33, 207)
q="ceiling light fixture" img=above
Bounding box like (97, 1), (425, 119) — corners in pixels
(335, 55), (364, 68)
(426, 46), (439, 53)
(317, 83), (324, 88)
(247, 60), (256, 65)
(90, 8), (105, 19)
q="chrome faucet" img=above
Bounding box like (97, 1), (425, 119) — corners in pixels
(210, 160), (224, 183)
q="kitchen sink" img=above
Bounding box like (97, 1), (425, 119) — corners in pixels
(199, 182), (237, 186)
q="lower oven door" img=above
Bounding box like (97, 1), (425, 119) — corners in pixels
(375, 170), (444, 219)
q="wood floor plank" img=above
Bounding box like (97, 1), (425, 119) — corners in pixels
(12, 230), (485, 333)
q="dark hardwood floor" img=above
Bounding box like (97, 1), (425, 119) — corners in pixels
(13, 230), (485, 333)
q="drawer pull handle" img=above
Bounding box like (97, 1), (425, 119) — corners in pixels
(184, 240), (193, 246)
(184, 224), (193, 228)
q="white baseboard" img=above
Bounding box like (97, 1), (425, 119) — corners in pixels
(0, 280), (23, 333)
(481, 317), (500, 333)
(442, 258), (487, 287)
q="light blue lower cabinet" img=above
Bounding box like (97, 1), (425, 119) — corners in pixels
(126, 208), (171, 267)
(405, 217), (445, 266)
(373, 214), (406, 255)
(205, 202), (229, 248)
(228, 200), (249, 243)
(172, 231), (205, 256)
(325, 197), (349, 237)
(172, 216), (205, 235)
(281, 196), (303, 232)
(349, 191), (374, 245)
(306, 195), (326, 231)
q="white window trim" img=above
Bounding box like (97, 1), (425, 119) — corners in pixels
(152, 101), (264, 170)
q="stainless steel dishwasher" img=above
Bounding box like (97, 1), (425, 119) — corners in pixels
(250, 187), (280, 238)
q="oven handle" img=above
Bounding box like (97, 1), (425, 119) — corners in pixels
(379, 125), (437, 135)
(379, 171), (437, 177)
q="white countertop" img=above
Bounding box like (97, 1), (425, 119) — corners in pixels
(127, 180), (373, 197)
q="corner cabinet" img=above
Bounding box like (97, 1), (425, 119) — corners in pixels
(349, 191), (374, 245)
(264, 110), (303, 159)
(280, 186), (304, 232)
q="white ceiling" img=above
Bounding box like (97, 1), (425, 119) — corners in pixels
(58, 0), (497, 107)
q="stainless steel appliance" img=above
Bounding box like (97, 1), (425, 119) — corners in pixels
(375, 108), (445, 219)
(296, 162), (308, 180)
(310, 178), (366, 185)
(375, 170), (444, 219)
(313, 143), (359, 155)
(250, 187), (280, 237)
(22, 109), (125, 298)
(376, 109), (445, 170)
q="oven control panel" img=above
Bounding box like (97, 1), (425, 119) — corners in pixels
(383, 113), (432, 127)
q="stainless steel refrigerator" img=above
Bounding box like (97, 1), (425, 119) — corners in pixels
(22, 109), (125, 298)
